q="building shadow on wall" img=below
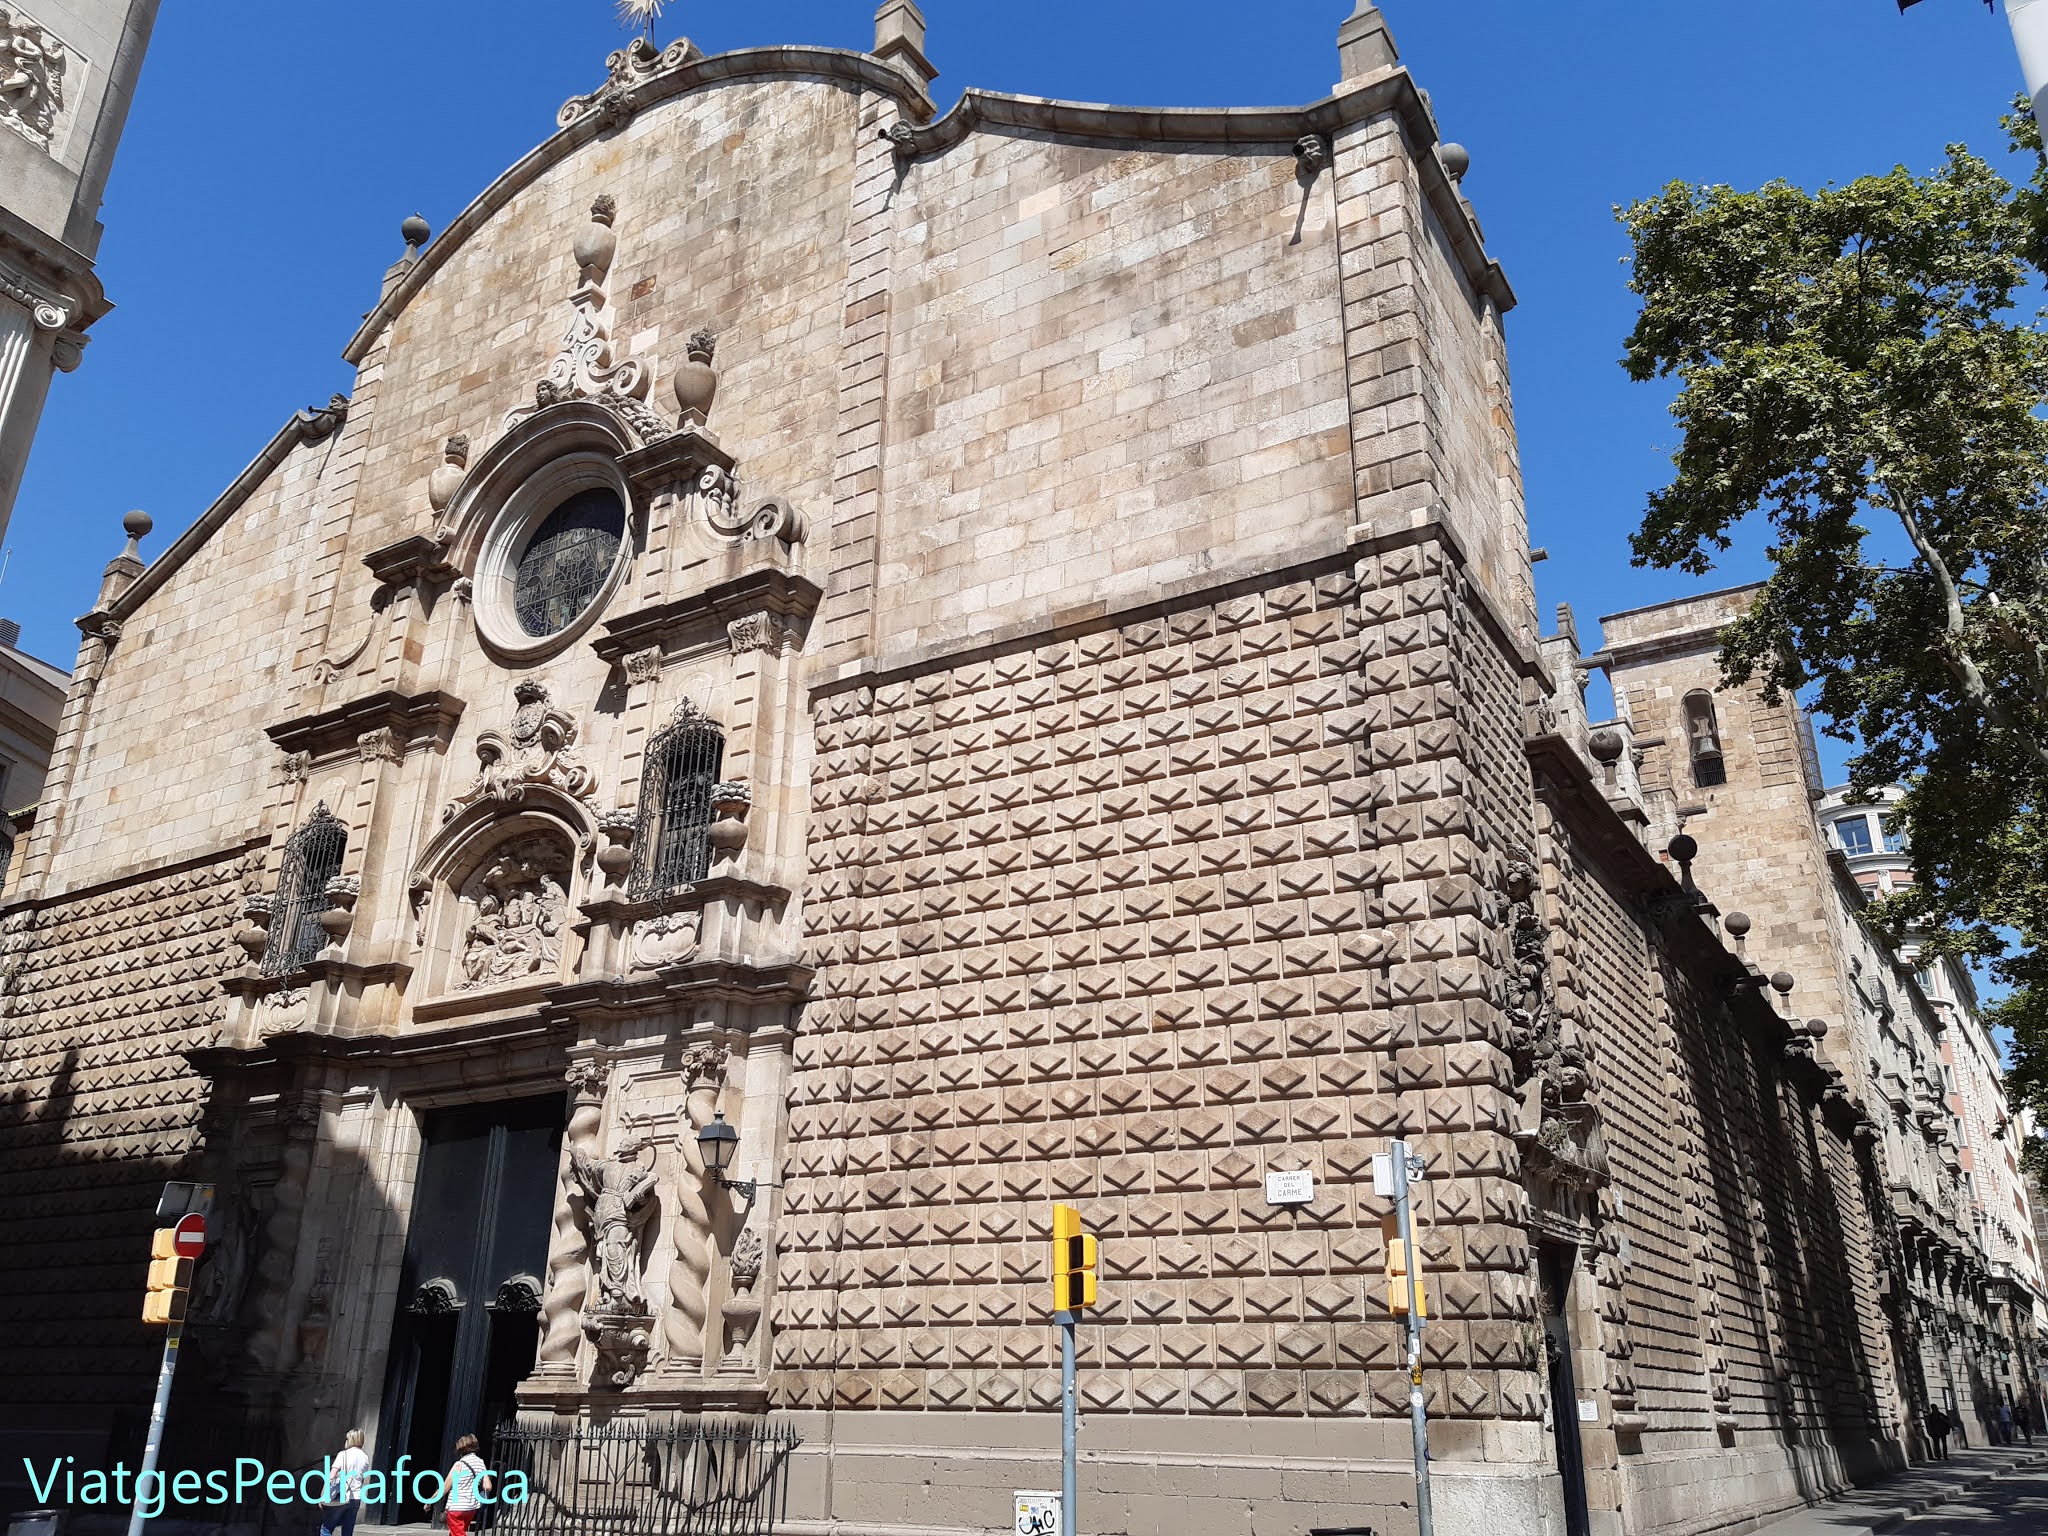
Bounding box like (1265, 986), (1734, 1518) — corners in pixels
(1676, 1015), (1901, 1512)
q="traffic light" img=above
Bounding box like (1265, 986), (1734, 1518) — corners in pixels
(143, 1227), (192, 1325)
(1383, 1218), (1428, 1319)
(1050, 1203), (1098, 1313)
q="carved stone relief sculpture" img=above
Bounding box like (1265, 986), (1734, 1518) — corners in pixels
(443, 681), (596, 823)
(0, 9), (67, 149)
(629, 908), (700, 972)
(573, 1130), (659, 1388)
(457, 837), (570, 990)
(1496, 852), (1608, 1191)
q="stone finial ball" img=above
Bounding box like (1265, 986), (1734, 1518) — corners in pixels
(1667, 833), (1698, 863)
(123, 509), (153, 540)
(1724, 912), (1750, 938)
(1439, 143), (1471, 183)
(401, 213), (431, 248)
(1770, 971), (1796, 996)
(1587, 729), (1624, 764)
(1806, 1018), (1830, 1040)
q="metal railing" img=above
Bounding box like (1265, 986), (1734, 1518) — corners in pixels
(487, 1417), (798, 1536)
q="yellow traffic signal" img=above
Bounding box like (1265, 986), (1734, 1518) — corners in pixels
(1383, 1221), (1427, 1318)
(142, 1228), (191, 1325)
(1050, 1203), (1099, 1313)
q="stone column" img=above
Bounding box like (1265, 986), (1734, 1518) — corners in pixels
(536, 1060), (607, 1374)
(662, 1043), (727, 1372)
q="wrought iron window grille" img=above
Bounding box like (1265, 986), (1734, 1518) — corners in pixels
(513, 487), (627, 638)
(263, 803), (347, 976)
(634, 701), (725, 898)
(486, 1416), (798, 1536)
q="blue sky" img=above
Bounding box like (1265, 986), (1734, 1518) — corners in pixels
(9, 0), (2030, 776)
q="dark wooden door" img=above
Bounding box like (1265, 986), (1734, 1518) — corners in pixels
(1540, 1244), (1592, 1536)
(378, 1096), (563, 1518)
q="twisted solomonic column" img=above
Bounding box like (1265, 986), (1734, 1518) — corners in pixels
(537, 1060), (608, 1371)
(664, 1044), (728, 1370)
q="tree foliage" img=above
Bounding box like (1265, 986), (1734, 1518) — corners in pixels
(1621, 108), (2048, 1114)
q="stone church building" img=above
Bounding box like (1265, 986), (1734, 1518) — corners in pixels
(0, 6), (1972, 1534)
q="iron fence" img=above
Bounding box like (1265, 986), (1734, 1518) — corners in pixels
(487, 1417), (798, 1536)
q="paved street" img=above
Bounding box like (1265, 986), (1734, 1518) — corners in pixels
(1900, 1465), (2048, 1531)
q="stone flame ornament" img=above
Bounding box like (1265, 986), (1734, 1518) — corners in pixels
(503, 195), (673, 444)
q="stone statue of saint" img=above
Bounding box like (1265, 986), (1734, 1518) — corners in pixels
(572, 1133), (657, 1314)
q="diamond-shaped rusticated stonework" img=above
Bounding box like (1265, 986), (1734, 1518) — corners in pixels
(777, 553), (1535, 1414)
(0, 852), (244, 1403)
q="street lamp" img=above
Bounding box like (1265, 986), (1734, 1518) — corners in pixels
(695, 1111), (772, 1202)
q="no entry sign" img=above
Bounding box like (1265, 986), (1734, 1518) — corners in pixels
(171, 1212), (206, 1259)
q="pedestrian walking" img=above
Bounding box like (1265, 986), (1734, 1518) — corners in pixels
(444, 1434), (492, 1536)
(1998, 1401), (2015, 1445)
(1924, 1404), (1951, 1459)
(2017, 1400), (2035, 1446)
(319, 1429), (370, 1536)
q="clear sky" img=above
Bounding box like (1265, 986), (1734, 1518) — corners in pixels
(9, 0), (2031, 774)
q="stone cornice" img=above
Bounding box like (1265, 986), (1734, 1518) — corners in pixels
(579, 872), (792, 928)
(363, 533), (460, 590)
(540, 960), (815, 1024)
(109, 395), (351, 624)
(894, 74), (1512, 314)
(185, 1010), (569, 1077)
(265, 687), (465, 763)
(0, 203), (108, 327)
(593, 567), (822, 665)
(342, 46), (936, 366)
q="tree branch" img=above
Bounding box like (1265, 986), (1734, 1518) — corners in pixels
(1889, 491), (2048, 773)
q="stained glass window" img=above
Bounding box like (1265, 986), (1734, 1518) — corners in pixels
(512, 487), (625, 638)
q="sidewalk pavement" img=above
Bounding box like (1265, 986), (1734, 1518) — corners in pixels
(1753, 1445), (2048, 1535)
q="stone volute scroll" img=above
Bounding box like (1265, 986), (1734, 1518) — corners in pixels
(503, 194), (673, 446)
(573, 1122), (660, 1389)
(556, 35), (702, 132)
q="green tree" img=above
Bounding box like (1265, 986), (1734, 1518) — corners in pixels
(1620, 108), (2048, 1113)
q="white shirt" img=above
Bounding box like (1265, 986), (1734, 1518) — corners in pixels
(326, 1447), (370, 1505)
(446, 1453), (490, 1512)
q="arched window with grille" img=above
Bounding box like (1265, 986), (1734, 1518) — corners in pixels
(634, 702), (725, 897)
(1682, 691), (1727, 788)
(265, 803), (347, 976)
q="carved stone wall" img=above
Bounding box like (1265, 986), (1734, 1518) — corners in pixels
(0, 848), (246, 1433)
(780, 542), (1546, 1431)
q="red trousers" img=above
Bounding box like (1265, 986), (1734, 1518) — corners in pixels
(447, 1509), (475, 1536)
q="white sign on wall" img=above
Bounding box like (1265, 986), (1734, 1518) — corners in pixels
(1577, 1400), (1600, 1424)
(1014, 1491), (1062, 1536)
(1265, 1169), (1315, 1206)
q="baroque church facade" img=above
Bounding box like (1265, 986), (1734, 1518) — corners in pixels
(0, 6), (1992, 1534)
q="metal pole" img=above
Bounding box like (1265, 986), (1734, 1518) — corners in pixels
(1059, 1310), (1078, 1536)
(1392, 1140), (1434, 1536)
(125, 1319), (181, 1536)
